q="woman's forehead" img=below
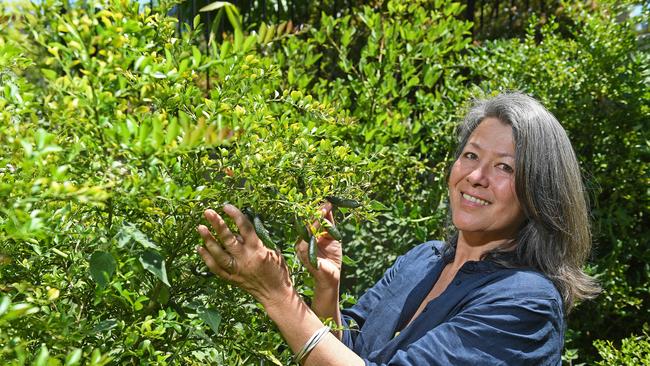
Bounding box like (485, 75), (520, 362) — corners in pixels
(466, 118), (515, 157)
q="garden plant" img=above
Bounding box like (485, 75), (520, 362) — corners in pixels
(0, 0), (648, 364)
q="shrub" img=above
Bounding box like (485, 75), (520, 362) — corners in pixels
(594, 326), (650, 366)
(0, 0), (376, 363)
(271, 0), (474, 291)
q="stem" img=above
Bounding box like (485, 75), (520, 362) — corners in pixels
(145, 281), (163, 315)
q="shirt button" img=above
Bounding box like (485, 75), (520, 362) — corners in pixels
(455, 280), (461, 286)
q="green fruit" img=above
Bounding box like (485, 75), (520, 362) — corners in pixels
(242, 207), (255, 221)
(293, 216), (311, 242)
(253, 215), (277, 250)
(325, 196), (361, 209)
(325, 222), (342, 241)
(308, 235), (318, 270)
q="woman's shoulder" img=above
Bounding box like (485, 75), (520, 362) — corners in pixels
(476, 266), (564, 311)
(397, 240), (446, 264)
(404, 240), (446, 257)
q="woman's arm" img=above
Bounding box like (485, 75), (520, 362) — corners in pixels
(259, 284), (364, 365)
(294, 203), (344, 338)
(196, 204), (362, 364)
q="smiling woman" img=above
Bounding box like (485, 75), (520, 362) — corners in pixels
(448, 117), (525, 243)
(196, 92), (601, 365)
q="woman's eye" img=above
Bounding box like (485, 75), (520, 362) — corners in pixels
(463, 152), (477, 160)
(498, 163), (514, 173)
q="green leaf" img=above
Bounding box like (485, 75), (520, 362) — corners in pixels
(89, 251), (116, 289)
(40, 68), (57, 80)
(369, 200), (389, 211)
(0, 296), (9, 316)
(139, 250), (170, 286)
(90, 349), (101, 365)
(192, 46), (202, 66)
(33, 345), (49, 366)
(115, 223), (160, 250)
(193, 14), (201, 29)
(92, 319), (118, 333)
(64, 348), (82, 366)
(258, 350), (283, 365)
(197, 306), (221, 334)
(342, 255), (358, 266)
(199, 1), (233, 12)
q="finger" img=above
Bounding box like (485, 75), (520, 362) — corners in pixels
(197, 224), (220, 248)
(198, 224), (234, 266)
(311, 202), (335, 232)
(196, 246), (235, 281)
(321, 202), (335, 224)
(222, 204), (256, 239)
(204, 210), (240, 252)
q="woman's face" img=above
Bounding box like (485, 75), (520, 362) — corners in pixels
(448, 117), (525, 241)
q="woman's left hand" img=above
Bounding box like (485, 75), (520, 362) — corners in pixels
(196, 204), (294, 307)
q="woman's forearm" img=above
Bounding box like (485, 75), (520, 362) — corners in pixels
(312, 283), (343, 339)
(261, 288), (363, 366)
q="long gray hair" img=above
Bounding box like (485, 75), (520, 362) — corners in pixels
(445, 92), (600, 312)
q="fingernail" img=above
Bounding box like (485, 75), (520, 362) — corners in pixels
(195, 245), (201, 252)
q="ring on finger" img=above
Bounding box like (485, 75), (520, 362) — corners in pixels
(225, 256), (236, 274)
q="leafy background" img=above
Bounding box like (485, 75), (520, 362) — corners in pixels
(0, 0), (648, 364)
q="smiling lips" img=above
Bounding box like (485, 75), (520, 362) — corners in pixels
(462, 192), (491, 206)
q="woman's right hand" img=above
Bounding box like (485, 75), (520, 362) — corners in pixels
(296, 202), (342, 290)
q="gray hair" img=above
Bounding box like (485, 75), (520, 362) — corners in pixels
(446, 92), (600, 312)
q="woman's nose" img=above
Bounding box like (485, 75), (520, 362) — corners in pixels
(466, 164), (489, 187)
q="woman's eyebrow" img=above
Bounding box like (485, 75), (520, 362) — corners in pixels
(468, 141), (514, 158)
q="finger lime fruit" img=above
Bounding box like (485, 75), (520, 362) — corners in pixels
(242, 207), (255, 221)
(308, 235), (318, 270)
(324, 222), (342, 241)
(293, 216), (311, 242)
(325, 196), (361, 209)
(253, 215), (277, 250)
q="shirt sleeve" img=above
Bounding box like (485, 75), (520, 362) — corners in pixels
(364, 295), (564, 366)
(339, 248), (413, 348)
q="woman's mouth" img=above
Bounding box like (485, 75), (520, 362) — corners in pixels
(462, 192), (491, 206)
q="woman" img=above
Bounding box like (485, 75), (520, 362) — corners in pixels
(196, 92), (600, 365)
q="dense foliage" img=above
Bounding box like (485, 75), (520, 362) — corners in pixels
(0, 0), (647, 364)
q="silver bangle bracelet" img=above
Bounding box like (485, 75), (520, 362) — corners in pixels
(294, 326), (331, 363)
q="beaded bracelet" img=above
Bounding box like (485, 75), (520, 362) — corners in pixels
(294, 326), (331, 363)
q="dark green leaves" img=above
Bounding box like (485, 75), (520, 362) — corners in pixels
(197, 306), (222, 334)
(139, 250), (170, 287)
(89, 251), (116, 289)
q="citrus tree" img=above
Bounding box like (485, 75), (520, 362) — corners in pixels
(0, 0), (377, 363)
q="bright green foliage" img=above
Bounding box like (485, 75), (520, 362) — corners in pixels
(0, 0), (648, 364)
(594, 326), (650, 366)
(0, 0), (374, 363)
(272, 0), (475, 290)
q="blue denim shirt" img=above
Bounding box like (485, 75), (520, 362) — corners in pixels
(340, 241), (564, 365)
